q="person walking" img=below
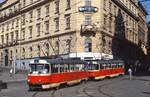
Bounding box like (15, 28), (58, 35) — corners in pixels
(9, 68), (13, 77)
(128, 68), (132, 80)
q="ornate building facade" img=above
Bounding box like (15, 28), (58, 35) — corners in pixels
(0, 0), (148, 69)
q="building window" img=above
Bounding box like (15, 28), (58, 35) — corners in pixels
(15, 49), (18, 59)
(45, 43), (49, 56)
(6, 34), (9, 44)
(1, 35), (4, 44)
(66, 0), (71, 10)
(11, 20), (14, 29)
(30, 0), (33, 4)
(16, 18), (19, 27)
(65, 14), (71, 29)
(29, 11), (33, 22)
(22, 14), (25, 25)
(45, 5), (49, 17)
(1, 53), (3, 62)
(10, 50), (13, 59)
(55, 0), (59, 14)
(22, 48), (25, 59)
(36, 23), (40, 36)
(37, 8), (41, 20)
(2, 24), (4, 32)
(103, 15), (107, 29)
(109, 17), (112, 33)
(114, 5), (117, 16)
(22, 0), (26, 7)
(15, 30), (19, 41)
(85, 15), (91, 25)
(109, 1), (112, 12)
(55, 18), (59, 31)
(104, 0), (107, 10)
(37, 45), (40, 57)
(29, 26), (32, 38)
(66, 39), (71, 53)
(6, 22), (9, 31)
(102, 34), (106, 47)
(85, 0), (91, 6)
(22, 28), (25, 40)
(29, 47), (32, 58)
(84, 37), (92, 52)
(55, 41), (59, 55)
(10, 32), (14, 42)
(45, 21), (49, 34)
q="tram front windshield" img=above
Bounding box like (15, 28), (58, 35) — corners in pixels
(29, 64), (49, 74)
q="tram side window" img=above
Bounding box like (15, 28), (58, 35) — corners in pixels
(109, 64), (112, 69)
(100, 64), (104, 70)
(115, 64), (118, 68)
(112, 64), (115, 69)
(95, 64), (99, 70)
(44, 64), (49, 73)
(51, 64), (59, 73)
(64, 64), (69, 72)
(70, 64), (75, 72)
(60, 65), (64, 73)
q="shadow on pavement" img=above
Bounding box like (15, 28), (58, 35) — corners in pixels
(142, 91), (150, 95)
(133, 71), (150, 76)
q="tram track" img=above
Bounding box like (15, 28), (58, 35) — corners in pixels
(97, 84), (114, 97)
(80, 78), (123, 97)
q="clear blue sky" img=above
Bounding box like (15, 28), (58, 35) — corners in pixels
(0, 0), (150, 21)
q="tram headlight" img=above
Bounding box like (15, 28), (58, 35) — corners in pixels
(27, 79), (30, 82)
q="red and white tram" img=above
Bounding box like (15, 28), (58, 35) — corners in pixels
(27, 58), (88, 90)
(27, 58), (125, 90)
(87, 60), (125, 80)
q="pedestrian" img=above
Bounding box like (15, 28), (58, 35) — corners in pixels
(128, 68), (132, 80)
(9, 68), (13, 77)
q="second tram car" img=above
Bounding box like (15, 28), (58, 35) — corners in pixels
(27, 58), (88, 90)
(87, 60), (125, 80)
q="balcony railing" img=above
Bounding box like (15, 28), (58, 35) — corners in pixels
(81, 22), (97, 36)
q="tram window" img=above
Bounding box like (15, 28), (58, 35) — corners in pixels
(109, 64), (112, 69)
(70, 64), (74, 72)
(43, 64), (49, 73)
(95, 64), (99, 70)
(51, 64), (59, 73)
(100, 64), (104, 70)
(64, 64), (69, 72)
(60, 65), (64, 73)
(105, 64), (108, 69)
(112, 64), (114, 68)
(30, 64), (36, 72)
(115, 64), (117, 68)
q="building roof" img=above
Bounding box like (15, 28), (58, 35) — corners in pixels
(138, 2), (148, 15)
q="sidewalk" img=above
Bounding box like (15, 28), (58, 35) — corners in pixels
(0, 67), (28, 83)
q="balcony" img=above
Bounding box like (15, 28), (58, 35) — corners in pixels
(81, 22), (97, 36)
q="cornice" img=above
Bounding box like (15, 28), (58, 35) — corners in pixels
(112, 0), (139, 21)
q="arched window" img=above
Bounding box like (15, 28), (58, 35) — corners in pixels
(45, 43), (49, 56)
(15, 49), (18, 59)
(84, 37), (92, 52)
(55, 41), (59, 55)
(10, 50), (13, 59)
(22, 48), (25, 58)
(29, 47), (33, 58)
(37, 45), (40, 57)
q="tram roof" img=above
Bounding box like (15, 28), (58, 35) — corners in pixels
(86, 59), (124, 64)
(44, 58), (86, 64)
